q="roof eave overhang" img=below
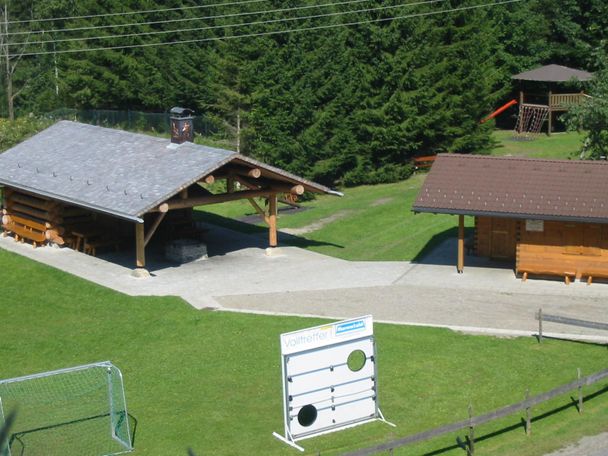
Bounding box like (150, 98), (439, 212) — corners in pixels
(135, 154), (342, 217)
(231, 155), (339, 195)
(412, 206), (608, 225)
(0, 180), (144, 223)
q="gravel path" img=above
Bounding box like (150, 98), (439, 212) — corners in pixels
(543, 432), (608, 456)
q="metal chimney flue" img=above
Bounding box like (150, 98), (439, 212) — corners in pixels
(169, 107), (195, 144)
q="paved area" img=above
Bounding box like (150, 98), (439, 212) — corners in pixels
(2, 224), (608, 342)
(544, 432), (608, 456)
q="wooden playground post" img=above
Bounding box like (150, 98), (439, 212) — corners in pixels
(547, 90), (552, 135)
(518, 91), (524, 133)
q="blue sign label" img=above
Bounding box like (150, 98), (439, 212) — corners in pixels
(335, 319), (366, 335)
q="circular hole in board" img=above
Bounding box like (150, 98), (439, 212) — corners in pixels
(347, 349), (367, 372)
(297, 404), (318, 427)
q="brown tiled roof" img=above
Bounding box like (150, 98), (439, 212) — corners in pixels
(413, 154), (608, 223)
(512, 64), (593, 83)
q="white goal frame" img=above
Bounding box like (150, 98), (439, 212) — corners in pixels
(0, 361), (132, 456)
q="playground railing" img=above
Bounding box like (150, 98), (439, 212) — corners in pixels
(550, 93), (587, 111)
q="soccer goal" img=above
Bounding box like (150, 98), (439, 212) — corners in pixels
(0, 361), (133, 456)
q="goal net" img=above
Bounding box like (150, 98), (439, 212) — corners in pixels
(0, 361), (132, 456)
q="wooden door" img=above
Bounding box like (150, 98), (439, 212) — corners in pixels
(490, 218), (516, 260)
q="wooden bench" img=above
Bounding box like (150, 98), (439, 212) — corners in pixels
(2, 214), (47, 247)
(83, 238), (121, 257)
(517, 260), (576, 285)
(413, 155), (437, 171)
(576, 262), (608, 285)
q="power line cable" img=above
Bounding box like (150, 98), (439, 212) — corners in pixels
(10, 0), (448, 47)
(6, 0), (375, 36)
(6, 0), (269, 25)
(4, 0), (525, 58)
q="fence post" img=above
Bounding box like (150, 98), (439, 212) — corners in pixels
(467, 403), (475, 456)
(538, 308), (543, 343)
(525, 388), (531, 435)
(578, 368), (583, 414)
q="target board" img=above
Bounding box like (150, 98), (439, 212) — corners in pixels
(273, 315), (393, 451)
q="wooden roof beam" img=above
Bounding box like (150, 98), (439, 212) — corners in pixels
(216, 166), (262, 180)
(157, 185), (303, 211)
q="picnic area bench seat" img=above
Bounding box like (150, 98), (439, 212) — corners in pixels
(517, 258), (577, 284)
(577, 261), (608, 285)
(2, 214), (47, 247)
(83, 237), (121, 257)
(413, 155), (437, 170)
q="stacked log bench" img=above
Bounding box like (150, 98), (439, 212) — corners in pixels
(517, 258), (577, 284)
(2, 212), (47, 247)
(517, 255), (608, 285)
(1, 190), (65, 248)
(1, 189), (96, 251)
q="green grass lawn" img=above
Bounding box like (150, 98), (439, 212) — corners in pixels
(490, 130), (585, 160)
(1, 249), (606, 456)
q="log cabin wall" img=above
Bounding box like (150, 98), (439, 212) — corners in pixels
(517, 220), (608, 280)
(474, 216), (518, 260)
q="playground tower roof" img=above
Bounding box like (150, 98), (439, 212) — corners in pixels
(512, 64), (593, 83)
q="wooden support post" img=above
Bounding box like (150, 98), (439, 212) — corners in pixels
(135, 222), (145, 269)
(269, 193), (278, 248)
(538, 308), (543, 343)
(525, 388), (531, 436)
(547, 90), (552, 136)
(144, 211), (167, 247)
(247, 198), (270, 224)
(457, 215), (465, 273)
(227, 175), (235, 193)
(518, 91), (524, 133)
(467, 404), (475, 456)
(578, 368), (583, 414)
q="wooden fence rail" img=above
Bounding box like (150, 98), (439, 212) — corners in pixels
(536, 309), (608, 343)
(342, 367), (608, 456)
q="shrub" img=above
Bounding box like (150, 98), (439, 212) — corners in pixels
(342, 163), (414, 187)
(0, 116), (52, 153)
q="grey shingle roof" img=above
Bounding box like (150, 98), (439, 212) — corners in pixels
(512, 64), (593, 83)
(0, 121), (332, 222)
(413, 154), (608, 224)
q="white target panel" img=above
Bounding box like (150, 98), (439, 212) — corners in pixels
(274, 316), (390, 451)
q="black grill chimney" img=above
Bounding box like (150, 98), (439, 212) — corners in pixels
(170, 107), (195, 144)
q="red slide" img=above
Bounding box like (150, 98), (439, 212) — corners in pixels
(480, 99), (518, 124)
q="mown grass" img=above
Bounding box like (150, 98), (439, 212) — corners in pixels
(0, 249), (606, 455)
(490, 129), (585, 160)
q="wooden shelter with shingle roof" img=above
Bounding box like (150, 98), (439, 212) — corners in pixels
(0, 115), (340, 272)
(413, 154), (608, 284)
